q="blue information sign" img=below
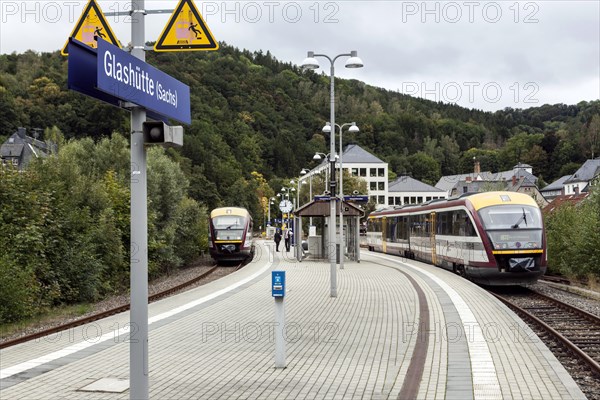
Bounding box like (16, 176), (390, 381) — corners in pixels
(343, 195), (369, 203)
(97, 40), (191, 124)
(272, 271), (286, 297)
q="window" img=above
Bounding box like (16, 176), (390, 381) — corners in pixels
(370, 182), (377, 190)
(378, 182), (385, 190)
(404, 197), (409, 204)
(378, 195), (385, 204)
(352, 168), (358, 176)
(360, 168), (367, 177)
(426, 197), (431, 202)
(378, 168), (385, 177)
(395, 197), (401, 205)
(370, 168), (377, 177)
(388, 197), (394, 205)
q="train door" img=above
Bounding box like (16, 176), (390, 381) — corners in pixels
(382, 217), (387, 253)
(429, 212), (437, 265)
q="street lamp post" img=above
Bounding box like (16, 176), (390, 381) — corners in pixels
(302, 50), (363, 297)
(323, 122), (359, 269)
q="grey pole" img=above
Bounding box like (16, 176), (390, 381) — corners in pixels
(328, 61), (337, 297)
(339, 124), (344, 270)
(130, 1), (149, 399)
(274, 297), (285, 367)
(309, 174), (313, 226)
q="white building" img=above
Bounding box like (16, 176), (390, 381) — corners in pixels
(302, 144), (389, 206)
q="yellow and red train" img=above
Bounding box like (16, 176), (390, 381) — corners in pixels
(366, 191), (547, 285)
(208, 207), (254, 264)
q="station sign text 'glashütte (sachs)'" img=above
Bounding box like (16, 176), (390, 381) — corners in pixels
(97, 40), (191, 124)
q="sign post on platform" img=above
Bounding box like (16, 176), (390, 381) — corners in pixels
(129, 2), (149, 399)
(272, 271), (286, 368)
(65, 1), (217, 397)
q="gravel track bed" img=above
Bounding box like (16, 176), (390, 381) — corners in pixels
(529, 281), (600, 317)
(0, 256), (229, 346)
(515, 281), (600, 399)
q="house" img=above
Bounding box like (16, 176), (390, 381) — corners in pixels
(1, 127), (53, 169)
(540, 175), (571, 202)
(562, 158), (600, 195)
(387, 175), (447, 206)
(435, 161), (546, 206)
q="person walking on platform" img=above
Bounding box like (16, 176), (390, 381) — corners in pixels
(284, 228), (292, 252)
(274, 228), (282, 252)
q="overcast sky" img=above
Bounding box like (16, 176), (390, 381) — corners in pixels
(1, 0), (598, 111)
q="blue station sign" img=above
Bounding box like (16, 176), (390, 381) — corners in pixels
(271, 271), (286, 297)
(97, 40), (191, 124)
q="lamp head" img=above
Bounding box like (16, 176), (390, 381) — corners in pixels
(322, 123), (332, 134)
(300, 168), (308, 175)
(313, 153), (322, 160)
(348, 122), (360, 133)
(281, 187), (286, 192)
(345, 51), (363, 69)
(301, 51), (320, 70)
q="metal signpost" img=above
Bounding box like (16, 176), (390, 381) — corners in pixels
(65, 1), (217, 398)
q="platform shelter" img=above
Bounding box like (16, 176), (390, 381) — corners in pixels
(294, 199), (364, 262)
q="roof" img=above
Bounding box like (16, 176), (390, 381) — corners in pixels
(210, 207), (250, 218)
(541, 175), (571, 192)
(436, 168), (538, 192)
(543, 193), (590, 214)
(295, 199), (363, 217)
(564, 159), (600, 184)
(388, 176), (445, 193)
(341, 144), (385, 164)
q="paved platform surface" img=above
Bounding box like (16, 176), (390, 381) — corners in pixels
(0, 240), (585, 399)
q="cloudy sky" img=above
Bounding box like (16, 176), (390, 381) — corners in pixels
(1, 0), (598, 111)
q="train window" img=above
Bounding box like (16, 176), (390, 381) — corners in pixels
(451, 210), (477, 237)
(213, 216), (244, 229)
(479, 205), (542, 230)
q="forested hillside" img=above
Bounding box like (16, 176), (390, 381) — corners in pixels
(1, 43), (599, 208)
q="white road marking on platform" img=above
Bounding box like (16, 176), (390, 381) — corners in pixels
(0, 251), (273, 380)
(370, 253), (502, 400)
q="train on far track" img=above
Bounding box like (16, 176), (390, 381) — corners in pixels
(209, 207), (255, 264)
(366, 191), (547, 285)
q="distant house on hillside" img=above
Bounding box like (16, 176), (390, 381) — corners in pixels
(562, 158), (600, 195)
(1, 127), (54, 170)
(541, 158), (600, 202)
(540, 175), (571, 202)
(435, 160), (546, 206)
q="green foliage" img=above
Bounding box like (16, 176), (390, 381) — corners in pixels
(545, 188), (600, 280)
(0, 132), (208, 323)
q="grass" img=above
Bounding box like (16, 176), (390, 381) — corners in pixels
(0, 303), (93, 341)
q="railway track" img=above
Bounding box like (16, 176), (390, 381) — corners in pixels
(0, 263), (239, 349)
(490, 287), (600, 381)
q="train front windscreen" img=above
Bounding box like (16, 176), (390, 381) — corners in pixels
(478, 205), (543, 250)
(213, 215), (246, 241)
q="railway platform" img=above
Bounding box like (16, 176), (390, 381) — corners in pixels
(0, 240), (585, 399)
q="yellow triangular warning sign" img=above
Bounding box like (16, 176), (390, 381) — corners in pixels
(154, 0), (219, 52)
(61, 0), (120, 56)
